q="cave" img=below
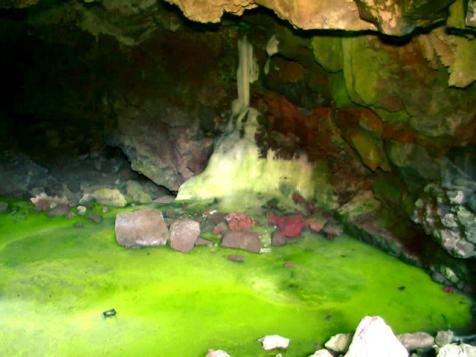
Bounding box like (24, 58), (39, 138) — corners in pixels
(0, 0), (475, 356)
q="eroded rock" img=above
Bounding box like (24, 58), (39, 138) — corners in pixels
(345, 316), (408, 357)
(170, 219), (200, 252)
(115, 209), (169, 248)
(258, 335), (290, 351)
(221, 231), (262, 253)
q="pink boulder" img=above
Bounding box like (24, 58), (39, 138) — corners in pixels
(268, 212), (304, 238)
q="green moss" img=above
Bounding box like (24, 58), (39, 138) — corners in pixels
(0, 201), (472, 356)
(310, 35), (343, 72)
(329, 72), (353, 107)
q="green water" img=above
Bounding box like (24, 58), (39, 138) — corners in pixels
(0, 201), (472, 356)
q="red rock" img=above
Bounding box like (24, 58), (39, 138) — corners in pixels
(292, 192), (305, 205)
(225, 212), (254, 231)
(213, 223), (227, 235)
(284, 261), (294, 269)
(268, 212), (304, 238)
(306, 200), (317, 214)
(443, 286), (454, 294)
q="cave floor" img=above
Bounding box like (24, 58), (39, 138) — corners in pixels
(0, 200), (473, 357)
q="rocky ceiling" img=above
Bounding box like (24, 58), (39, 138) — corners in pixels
(2, 0), (476, 41)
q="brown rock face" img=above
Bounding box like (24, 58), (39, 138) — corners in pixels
(165, 0), (454, 35)
(170, 219), (201, 252)
(115, 209), (169, 248)
(221, 231), (262, 253)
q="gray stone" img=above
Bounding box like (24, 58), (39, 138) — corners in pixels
(325, 333), (352, 352)
(258, 335), (290, 351)
(77, 205), (87, 215)
(170, 219), (200, 253)
(115, 209), (169, 248)
(397, 332), (434, 351)
(31, 193), (71, 212)
(0, 201), (8, 213)
(154, 195), (176, 204)
(435, 330), (454, 347)
(221, 231), (262, 253)
(271, 231), (287, 247)
(81, 188), (127, 207)
(308, 350), (333, 357)
(345, 316), (408, 357)
(126, 180), (152, 203)
(205, 350), (230, 357)
(437, 343), (476, 357)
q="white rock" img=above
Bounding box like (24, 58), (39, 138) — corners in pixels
(397, 332), (435, 351)
(258, 335), (290, 351)
(437, 343), (476, 357)
(325, 333), (352, 352)
(436, 330), (455, 347)
(77, 206), (87, 215)
(345, 316), (409, 357)
(205, 349), (231, 357)
(308, 349), (334, 357)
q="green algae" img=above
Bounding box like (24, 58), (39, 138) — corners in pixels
(0, 201), (473, 356)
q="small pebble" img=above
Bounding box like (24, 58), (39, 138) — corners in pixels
(88, 214), (102, 223)
(284, 261), (294, 269)
(103, 309), (117, 318)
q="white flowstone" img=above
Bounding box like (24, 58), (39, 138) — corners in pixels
(345, 316), (409, 357)
(397, 332), (435, 351)
(308, 349), (334, 357)
(437, 343), (476, 357)
(325, 333), (352, 352)
(205, 349), (231, 357)
(258, 335), (290, 351)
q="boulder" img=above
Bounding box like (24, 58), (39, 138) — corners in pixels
(126, 180), (152, 204)
(170, 219), (200, 253)
(221, 231), (262, 253)
(435, 330), (455, 347)
(31, 193), (71, 212)
(308, 349), (333, 357)
(437, 344), (476, 357)
(271, 231), (287, 246)
(325, 333), (352, 353)
(81, 188), (127, 207)
(205, 350), (231, 357)
(397, 332), (434, 351)
(268, 212), (305, 238)
(345, 316), (408, 357)
(115, 209), (169, 248)
(258, 335), (290, 351)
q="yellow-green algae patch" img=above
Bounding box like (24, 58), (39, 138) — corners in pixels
(0, 201), (473, 356)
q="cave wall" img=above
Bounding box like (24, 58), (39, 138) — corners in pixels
(0, 0), (475, 286)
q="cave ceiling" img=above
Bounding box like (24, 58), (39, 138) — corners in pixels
(2, 0), (475, 43)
